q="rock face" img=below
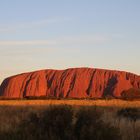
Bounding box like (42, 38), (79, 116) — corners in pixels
(0, 68), (140, 98)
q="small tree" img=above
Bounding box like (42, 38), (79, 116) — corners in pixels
(121, 88), (140, 100)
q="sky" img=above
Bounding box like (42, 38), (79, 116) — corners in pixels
(0, 0), (140, 83)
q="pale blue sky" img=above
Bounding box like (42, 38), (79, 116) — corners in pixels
(0, 0), (140, 82)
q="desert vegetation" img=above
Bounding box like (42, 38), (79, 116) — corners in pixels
(0, 99), (140, 107)
(0, 105), (121, 140)
(121, 88), (140, 100)
(0, 100), (139, 140)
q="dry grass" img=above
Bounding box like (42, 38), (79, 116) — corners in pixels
(0, 99), (139, 140)
(0, 99), (139, 108)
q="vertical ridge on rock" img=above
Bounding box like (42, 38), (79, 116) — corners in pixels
(0, 68), (140, 98)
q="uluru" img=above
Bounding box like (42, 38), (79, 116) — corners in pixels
(0, 68), (140, 99)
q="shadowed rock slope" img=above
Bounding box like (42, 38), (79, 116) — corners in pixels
(0, 68), (140, 98)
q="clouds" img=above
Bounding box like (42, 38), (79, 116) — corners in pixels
(0, 40), (51, 46)
(0, 34), (110, 47)
(52, 35), (110, 46)
(0, 17), (72, 33)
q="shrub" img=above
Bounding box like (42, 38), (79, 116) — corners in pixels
(121, 88), (140, 100)
(117, 108), (140, 140)
(117, 108), (140, 122)
(0, 106), (121, 140)
(39, 105), (73, 140)
(74, 107), (121, 140)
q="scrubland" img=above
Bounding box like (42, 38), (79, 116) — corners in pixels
(0, 99), (139, 140)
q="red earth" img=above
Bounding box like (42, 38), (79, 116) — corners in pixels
(0, 68), (140, 98)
